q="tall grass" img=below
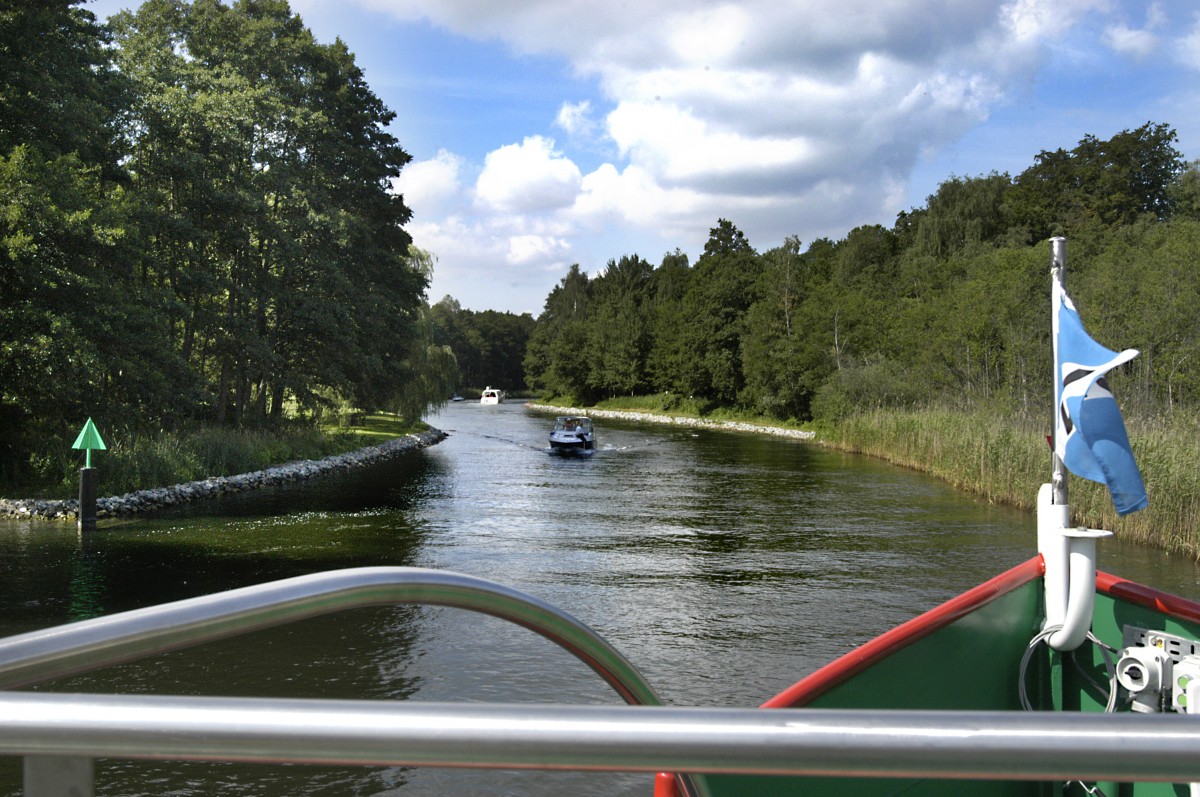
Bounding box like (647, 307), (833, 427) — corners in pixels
(822, 408), (1200, 561)
(15, 425), (362, 499)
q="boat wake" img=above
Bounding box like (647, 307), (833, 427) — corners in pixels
(438, 429), (548, 452)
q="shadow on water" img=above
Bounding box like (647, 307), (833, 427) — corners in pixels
(0, 454), (453, 797)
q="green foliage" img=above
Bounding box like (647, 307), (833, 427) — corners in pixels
(592, 393), (710, 416)
(810, 359), (925, 423)
(586, 254), (654, 396)
(676, 220), (763, 403)
(1006, 122), (1184, 242)
(821, 407), (1049, 510)
(15, 422), (359, 499)
(526, 123), (1200, 460)
(0, 1), (127, 171)
(429, 297), (534, 392)
(914, 173), (1012, 258)
(523, 264), (593, 398)
(0, 1), (453, 487)
(742, 237), (814, 419)
(110, 0), (427, 424)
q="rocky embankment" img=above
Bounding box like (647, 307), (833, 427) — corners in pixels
(0, 428), (447, 521)
(526, 403), (815, 441)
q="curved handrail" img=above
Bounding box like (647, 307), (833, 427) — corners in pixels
(0, 567), (654, 700)
(0, 566), (708, 797)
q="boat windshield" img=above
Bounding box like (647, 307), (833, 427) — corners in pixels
(553, 417), (591, 432)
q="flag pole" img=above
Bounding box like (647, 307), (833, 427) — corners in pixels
(1041, 236), (1109, 652)
(1049, 237), (1068, 507)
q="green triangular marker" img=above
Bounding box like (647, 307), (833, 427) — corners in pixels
(72, 418), (106, 468)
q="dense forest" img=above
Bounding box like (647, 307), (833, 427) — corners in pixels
(427, 297), (534, 395)
(525, 122), (1200, 427)
(0, 1), (459, 483)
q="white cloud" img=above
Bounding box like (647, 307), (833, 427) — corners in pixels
(606, 100), (820, 191)
(1175, 12), (1200, 72)
(339, 0), (1199, 312)
(1001, 0), (1108, 44)
(1104, 1), (1168, 60)
(555, 101), (597, 139)
(572, 163), (704, 233)
(1105, 24), (1157, 60)
(507, 234), (571, 265)
(393, 149), (465, 218)
(474, 136), (582, 214)
(667, 5), (751, 66)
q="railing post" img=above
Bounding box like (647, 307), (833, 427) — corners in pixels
(23, 755), (93, 797)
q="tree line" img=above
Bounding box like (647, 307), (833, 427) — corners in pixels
(1, 1), (456, 482)
(5, 3), (1194, 489)
(524, 122), (1200, 423)
(427, 298), (534, 395)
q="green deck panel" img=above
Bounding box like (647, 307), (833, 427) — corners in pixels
(702, 578), (1200, 796)
(704, 579), (1051, 796)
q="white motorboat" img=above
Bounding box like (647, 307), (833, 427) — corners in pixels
(480, 387), (503, 405)
(548, 416), (595, 454)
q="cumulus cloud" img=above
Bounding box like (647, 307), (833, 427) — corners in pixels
(393, 149), (465, 218)
(1104, 2), (1167, 60)
(555, 101), (597, 139)
(389, 1), (1028, 217)
(474, 136), (582, 214)
(507, 234), (572, 266)
(344, 0), (1199, 312)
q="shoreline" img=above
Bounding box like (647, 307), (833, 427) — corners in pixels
(524, 403), (816, 441)
(0, 428), (447, 521)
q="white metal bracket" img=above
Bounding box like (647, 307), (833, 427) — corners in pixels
(1037, 483), (1111, 651)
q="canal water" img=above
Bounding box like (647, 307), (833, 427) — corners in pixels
(1, 401), (1197, 796)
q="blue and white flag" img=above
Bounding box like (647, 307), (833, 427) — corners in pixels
(1053, 278), (1148, 515)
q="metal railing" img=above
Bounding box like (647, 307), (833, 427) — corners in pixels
(0, 566), (708, 797)
(7, 696), (1200, 791)
(0, 566), (661, 702)
(3, 567), (1200, 796)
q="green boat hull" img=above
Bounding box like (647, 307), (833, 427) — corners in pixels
(675, 556), (1200, 797)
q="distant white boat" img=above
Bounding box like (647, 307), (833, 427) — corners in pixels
(480, 387), (503, 405)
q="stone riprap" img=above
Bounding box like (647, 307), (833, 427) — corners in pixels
(525, 404), (815, 441)
(0, 428), (447, 521)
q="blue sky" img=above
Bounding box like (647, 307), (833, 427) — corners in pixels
(85, 1), (1200, 315)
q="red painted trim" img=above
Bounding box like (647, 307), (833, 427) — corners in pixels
(761, 556), (1045, 708)
(1097, 570), (1200, 625)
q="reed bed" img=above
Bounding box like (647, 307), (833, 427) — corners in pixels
(823, 408), (1200, 561)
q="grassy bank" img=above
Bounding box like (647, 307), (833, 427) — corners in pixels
(545, 394), (1200, 562)
(3, 413), (426, 500)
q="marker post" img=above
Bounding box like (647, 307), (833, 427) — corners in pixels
(71, 419), (106, 533)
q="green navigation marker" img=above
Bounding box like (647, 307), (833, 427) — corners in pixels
(72, 418), (106, 532)
(72, 418), (107, 469)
